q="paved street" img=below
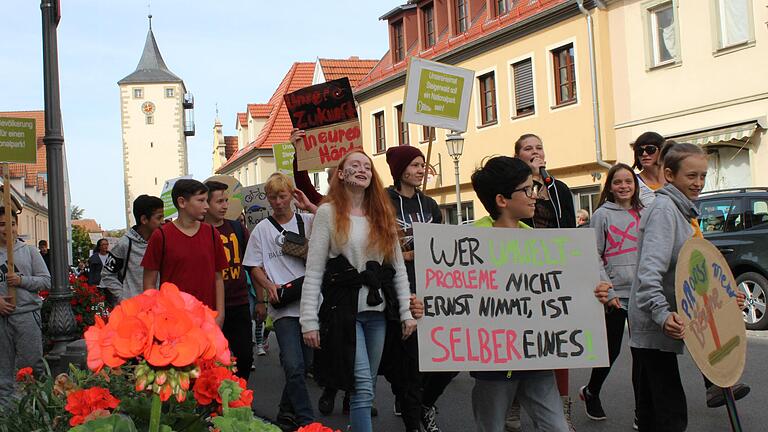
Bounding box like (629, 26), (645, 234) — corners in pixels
(248, 330), (766, 431)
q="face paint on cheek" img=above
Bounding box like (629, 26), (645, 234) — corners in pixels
(342, 167), (358, 186)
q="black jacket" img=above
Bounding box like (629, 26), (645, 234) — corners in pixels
(386, 186), (442, 293)
(315, 255), (398, 391)
(521, 178), (576, 229)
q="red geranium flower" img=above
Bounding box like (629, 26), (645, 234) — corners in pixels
(297, 423), (342, 432)
(65, 387), (120, 426)
(15, 367), (33, 383)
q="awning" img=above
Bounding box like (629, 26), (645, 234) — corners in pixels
(669, 121), (761, 146)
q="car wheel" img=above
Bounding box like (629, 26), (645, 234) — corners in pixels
(736, 272), (768, 330)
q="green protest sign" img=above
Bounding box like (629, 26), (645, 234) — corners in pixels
(273, 142), (295, 176)
(160, 175), (192, 219)
(416, 68), (464, 119)
(0, 117), (37, 164)
(403, 58), (475, 132)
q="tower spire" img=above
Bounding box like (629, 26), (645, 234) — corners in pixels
(148, 1), (152, 29)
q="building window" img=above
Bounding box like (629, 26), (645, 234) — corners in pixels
(478, 72), (497, 125)
(645, 1), (679, 67)
(396, 105), (409, 146)
(441, 202), (475, 225)
(512, 58), (535, 117)
(374, 111), (386, 153)
(165, 87), (175, 98)
(713, 0), (752, 50)
(133, 88), (143, 99)
(423, 4), (435, 48)
(422, 126), (435, 142)
(573, 186), (600, 216)
(552, 44), (576, 106)
(495, 0), (510, 16)
(456, 0), (468, 33)
(393, 21), (405, 63)
(145, 116), (154, 125)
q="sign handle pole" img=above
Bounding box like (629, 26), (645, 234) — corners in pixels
(2, 163), (15, 306)
(422, 132), (434, 191)
(723, 387), (743, 432)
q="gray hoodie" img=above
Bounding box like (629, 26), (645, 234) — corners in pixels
(100, 227), (151, 302)
(591, 201), (643, 304)
(0, 240), (51, 315)
(629, 184), (698, 354)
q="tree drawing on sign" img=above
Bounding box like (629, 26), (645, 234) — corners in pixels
(689, 249), (740, 365)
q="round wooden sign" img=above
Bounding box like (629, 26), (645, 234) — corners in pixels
(204, 175), (244, 221)
(675, 238), (746, 387)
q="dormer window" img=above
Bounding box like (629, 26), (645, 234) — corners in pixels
(495, 0), (510, 16)
(394, 21), (405, 62)
(456, 0), (468, 33)
(423, 4), (435, 48)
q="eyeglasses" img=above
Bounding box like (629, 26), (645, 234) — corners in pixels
(502, 185), (538, 199)
(636, 145), (659, 156)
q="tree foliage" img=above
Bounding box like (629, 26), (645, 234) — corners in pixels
(71, 205), (85, 220)
(72, 225), (93, 264)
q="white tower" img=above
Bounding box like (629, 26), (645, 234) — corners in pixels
(118, 16), (194, 227)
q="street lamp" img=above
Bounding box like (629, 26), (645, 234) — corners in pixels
(445, 132), (464, 224)
(41, 0), (80, 373)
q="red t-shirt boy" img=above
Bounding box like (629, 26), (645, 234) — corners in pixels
(142, 179), (228, 326)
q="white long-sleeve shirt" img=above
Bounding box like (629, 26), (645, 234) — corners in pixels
(299, 203), (413, 333)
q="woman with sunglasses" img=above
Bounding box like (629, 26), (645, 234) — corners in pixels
(632, 132), (665, 206)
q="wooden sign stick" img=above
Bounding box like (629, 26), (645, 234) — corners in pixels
(2, 163), (15, 305)
(422, 131), (434, 191)
(723, 387), (743, 432)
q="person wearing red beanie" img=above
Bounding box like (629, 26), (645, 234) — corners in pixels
(381, 145), (456, 432)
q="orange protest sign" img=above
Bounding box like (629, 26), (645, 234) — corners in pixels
(295, 119), (363, 171)
(675, 238), (746, 387)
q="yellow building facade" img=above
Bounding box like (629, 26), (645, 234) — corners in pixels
(608, 0), (767, 190)
(356, 0), (617, 222)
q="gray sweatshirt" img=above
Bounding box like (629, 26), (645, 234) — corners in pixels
(0, 240), (51, 315)
(629, 184), (698, 354)
(100, 227), (151, 302)
(591, 201), (643, 304)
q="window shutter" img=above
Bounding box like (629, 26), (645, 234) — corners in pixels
(513, 59), (534, 113)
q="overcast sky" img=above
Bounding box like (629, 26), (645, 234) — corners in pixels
(0, 0), (401, 229)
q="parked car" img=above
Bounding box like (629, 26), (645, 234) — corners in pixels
(696, 188), (768, 330)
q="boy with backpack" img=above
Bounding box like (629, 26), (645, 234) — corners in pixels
(142, 179), (228, 327)
(101, 195), (164, 304)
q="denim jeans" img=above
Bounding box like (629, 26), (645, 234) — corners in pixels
(472, 371), (568, 432)
(350, 311), (386, 432)
(273, 317), (314, 425)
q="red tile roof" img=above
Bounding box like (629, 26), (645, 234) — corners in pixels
(73, 219), (102, 233)
(355, 0), (566, 93)
(248, 103), (272, 118)
(237, 112), (247, 128)
(217, 62), (316, 173)
(224, 136), (238, 160)
(0, 111), (48, 194)
(319, 57), (379, 87)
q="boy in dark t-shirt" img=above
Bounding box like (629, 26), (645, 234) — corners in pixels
(142, 179), (228, 327)
(204, 180), (253, 378)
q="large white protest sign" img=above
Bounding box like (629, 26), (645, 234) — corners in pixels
(414, 223), (609, 372)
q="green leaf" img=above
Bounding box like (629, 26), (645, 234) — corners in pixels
(68, 414), (138, 432)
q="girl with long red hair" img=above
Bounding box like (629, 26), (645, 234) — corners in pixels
(300, 150), (417, 432)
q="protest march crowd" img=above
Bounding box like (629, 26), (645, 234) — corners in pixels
(0, 129), (751, 432)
